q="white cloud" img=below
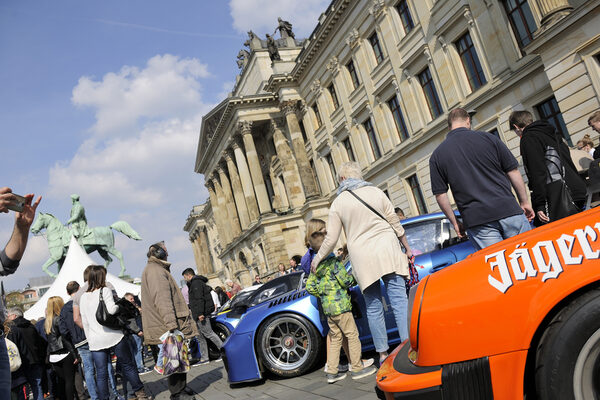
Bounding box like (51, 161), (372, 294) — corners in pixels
(229, 0), (330, 38)
(72, 54), (211, 136)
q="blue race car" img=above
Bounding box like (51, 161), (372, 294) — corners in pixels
(213, 212), (475, 383)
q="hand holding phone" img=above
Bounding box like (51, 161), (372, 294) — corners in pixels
(0, 187), (17, 213)
(7, 194), (26, 213)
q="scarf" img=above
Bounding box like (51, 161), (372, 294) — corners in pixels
(337, 178), (373, 195)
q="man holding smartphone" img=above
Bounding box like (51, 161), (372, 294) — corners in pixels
(0, 186), (41, 399)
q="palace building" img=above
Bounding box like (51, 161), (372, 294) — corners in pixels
(185, 0), (600, 287)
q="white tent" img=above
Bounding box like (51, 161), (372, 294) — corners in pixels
(24, 236), (140, 320)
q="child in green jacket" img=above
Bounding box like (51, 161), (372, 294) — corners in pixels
(306, 223), (377, 384)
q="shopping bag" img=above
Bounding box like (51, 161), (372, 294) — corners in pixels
(404, 256), (420, 296)
(160, 330), (190, 375)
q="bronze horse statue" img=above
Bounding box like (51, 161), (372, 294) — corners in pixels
(31, 212), (141, 277)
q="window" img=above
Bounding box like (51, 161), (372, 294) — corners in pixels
(502, 0), (537, 47)
(326, 153), (337, 184)
(343, 137), (356, 162)
(455, 32), (487, 91)
(407, 174), (428, 215)
(328, 83), (340, 109)
(387, 96), (410, 140)
(369, 32), (384, 64)
(298, 119), (308, 143)
(347, 60), (360, 89)
(363, 118), (382, 159)
(536, 96), (572, 146)
(396, 0), (414, 34)
(312, 103), (322, 128)
(418, 67), (443, 119)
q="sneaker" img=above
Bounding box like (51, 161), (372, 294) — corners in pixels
(324, 362), (349, 374)
(138, 367), (153, 375)
(195, 359), (210, 366)
(349, 358), (375, 371)
(212, 357), (223, 363)
(351, 365), (377, 380)
(326, 372), (347, 384)
(153, 365), (164, 375)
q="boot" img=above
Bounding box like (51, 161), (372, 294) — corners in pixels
(135, 389), (153, 400)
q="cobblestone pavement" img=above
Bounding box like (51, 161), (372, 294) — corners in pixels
(142, 361), (380, 400)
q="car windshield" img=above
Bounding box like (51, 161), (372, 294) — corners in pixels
(403, 217), (458, 256)
(221, 288), (257, 311)
(247, 272), (303, 307)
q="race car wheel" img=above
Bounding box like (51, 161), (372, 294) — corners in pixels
(535, 289), (600, 400)
(207, 322), (230, 360)
(257, 313), (323, 378)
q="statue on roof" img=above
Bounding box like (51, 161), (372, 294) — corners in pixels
(244, 30), (258, 47)
(274, 17), (295, 39)
(266, 34), (281, 61)
(237, 49), (250, 69)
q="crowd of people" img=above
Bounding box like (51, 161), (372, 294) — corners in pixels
(0, 107), (598, 396)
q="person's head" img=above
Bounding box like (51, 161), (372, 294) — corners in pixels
(588, 111), (600, 133)
(278, 263), (285, 272)
(147, 241), (168, 260)
(577, 134), (595, 151)
(394, 207), (406, 220)
(83, 265), (93, 283)
(225, 279), (233, 288)
(509, 110), (534, 138)
(447, 108), (471, 130)
(70, 194), (79, 204)
(215, 286), (223, 294)
(86, 264), (107, 292)
(254, 275), (261, 282)
(336, 247), (343, 256)
(124, 292), (135, 304)
(6, 308), (22, 321)
(306, 218), (327, 252)
(66, 281), (80, 296)
(44, 296), (65, 334)
(182, 268), (195, 282)
(337, 162), (362, 184)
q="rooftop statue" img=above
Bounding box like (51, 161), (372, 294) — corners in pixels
(237, 49), (250, 69)
(30, 194), (142, 278)
(274, 17), (295, 39)
(244, 30), (258, 47)
(266, 34), (281, 61)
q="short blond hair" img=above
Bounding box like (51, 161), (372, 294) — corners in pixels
(337, 162), (362, 182)
(305, 218), (326, 248)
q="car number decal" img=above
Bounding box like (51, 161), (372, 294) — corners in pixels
(485, 223), (600, 293)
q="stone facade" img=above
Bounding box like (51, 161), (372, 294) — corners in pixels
(186, 0), (600, 287)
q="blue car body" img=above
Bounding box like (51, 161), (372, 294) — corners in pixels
(215, 212), (475, 383)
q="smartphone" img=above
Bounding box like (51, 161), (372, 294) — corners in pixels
(7, 194), (26, 213)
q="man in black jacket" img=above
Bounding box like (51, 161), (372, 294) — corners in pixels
(510, 110), (587, 225)
(182, 268), (222, 363)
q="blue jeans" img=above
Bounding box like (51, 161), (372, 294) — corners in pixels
(25, 363), (44, 400)
(78, 344), (99, 400)
(362, 273), (408, 353)
(92, 337), (143, 400)
(467, 213), (531, 251)
(0, 336), (10, 400)
(129, 334), (144, 371)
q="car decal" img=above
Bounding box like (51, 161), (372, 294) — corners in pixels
(485, 222), (600, 293)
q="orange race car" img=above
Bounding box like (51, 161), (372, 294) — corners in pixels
(377, 207), (600, 400)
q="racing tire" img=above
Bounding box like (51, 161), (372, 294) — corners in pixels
(256, 313), (323, 378)
(535, 289), (600, 400)
(207, 322), (230, 360)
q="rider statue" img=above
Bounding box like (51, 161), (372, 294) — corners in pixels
(66, 194), (91, 240)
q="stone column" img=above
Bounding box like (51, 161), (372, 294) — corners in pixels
(281, 100), (320, 198)
(217, 165), (242, 239)
(206, 182), (228, 246)
(199, 228), (214, 274)
(238, 120), (272, 214)
(212, 177), (233, 245)
(232, 140), (260, 223)
(190, 234), (202, 272)
(225, 151), (250, 230)
(271, 119), (306, 209)
(535, 0), (572, 26)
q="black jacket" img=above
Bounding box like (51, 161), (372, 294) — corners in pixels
(11, 316), (46, 365)
(187, 275), (214, 320)
(47, 315), (75, 356)
(59, 300), (87, 347)
(520, 120), (587, 213)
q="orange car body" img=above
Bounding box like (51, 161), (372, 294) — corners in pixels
(377, 207), (600, 399)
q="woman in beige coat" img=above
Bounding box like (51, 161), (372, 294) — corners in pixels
(311, 162), (413, 364)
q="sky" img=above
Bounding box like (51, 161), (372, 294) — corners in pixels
(0, 0), (330, 291)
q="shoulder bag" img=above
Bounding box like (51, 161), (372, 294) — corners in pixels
(544, 134), (580, 221)
(5, 337), (21, 372)
(96, 288), (123, 331)
(346, 190), (419, 291)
